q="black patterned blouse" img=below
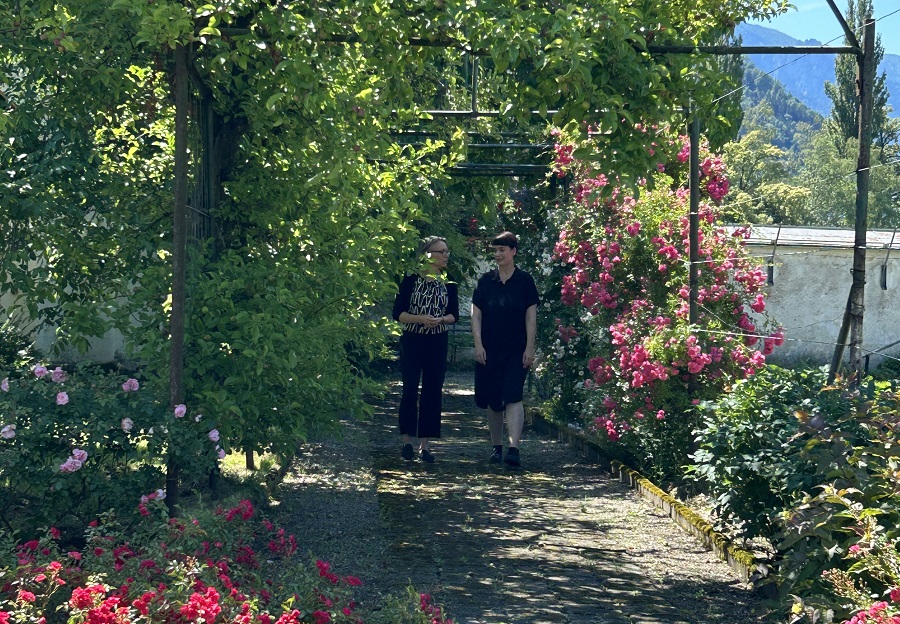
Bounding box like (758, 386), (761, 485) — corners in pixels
(392, 274), (460, 335)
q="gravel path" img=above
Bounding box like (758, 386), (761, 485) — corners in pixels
(273, 372), (775, 624)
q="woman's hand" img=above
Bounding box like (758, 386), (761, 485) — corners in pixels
(420, 315), (442, 329)
(474, 345), (486, 365)
(522, 349), (535, 369)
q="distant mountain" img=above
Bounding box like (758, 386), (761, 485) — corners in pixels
(735, 22), (900, 118)
(740, 63), (823, 153)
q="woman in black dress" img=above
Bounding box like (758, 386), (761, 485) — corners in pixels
(471, 231), (539, 467)
(392, 236), (459, 463)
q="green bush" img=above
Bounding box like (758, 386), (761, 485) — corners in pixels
(872, 356), (900, 382)
(773, 386), (900, 613)
(0, 363), (219, 534)
(688, 366), (857, 540)
(690, 366), (900, 615)
(0, 316), (37, 371)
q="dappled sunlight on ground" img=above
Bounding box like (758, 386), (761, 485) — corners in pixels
(274, 371), (772, 624)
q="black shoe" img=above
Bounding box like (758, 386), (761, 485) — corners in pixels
(401, 444), (414, 461)
(420, 448), (436, 463)
(504, 447), (521, 467)
(489, 446), (503, 464)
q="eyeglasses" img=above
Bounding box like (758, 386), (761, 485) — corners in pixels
(427, 250), (450, 256)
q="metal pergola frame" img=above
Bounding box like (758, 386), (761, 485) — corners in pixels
(158, 0), (874, 510)
(396, 0), (872, 382)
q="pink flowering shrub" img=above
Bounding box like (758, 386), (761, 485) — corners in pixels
(0, 364), (221, 533)
(542, 128), (780, 481)
(793, 536), (900, 623)
(0, 499), (451, 623)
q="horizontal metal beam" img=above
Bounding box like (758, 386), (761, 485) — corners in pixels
(423, 110), (559, 118)
(448, 163), (550, 177)
(467, 143), (552, 149)
(395, 141), (552, 149)
(647, 44), (859, 55)
(215, 28), (861, 58)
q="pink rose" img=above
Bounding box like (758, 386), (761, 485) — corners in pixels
(17, 590), (36, 603)
(59, 458), (83, 473)
(122, 378), (139, 392)
(208, 429), (220, 443)
(34, 366), (48, 378)
(56, 392), (69, 406)
(174, 404), (186, 418)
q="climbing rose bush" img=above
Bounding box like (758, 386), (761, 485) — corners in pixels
(0, 499), (452, 623)
(540, 127), (781, 481)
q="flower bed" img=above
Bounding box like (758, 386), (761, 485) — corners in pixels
(0, 498), (451, 623)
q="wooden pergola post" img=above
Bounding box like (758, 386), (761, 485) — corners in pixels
(829, 18), (875, 386)
(166, 42), (189, 516)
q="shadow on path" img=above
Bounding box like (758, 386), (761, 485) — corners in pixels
(274, 372), (774, 624)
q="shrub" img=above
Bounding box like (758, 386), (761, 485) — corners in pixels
(529, 125), (780, 484)
(689, 366), (856, 540)
(0, 499), (452, 624)
(872, 357), (900, 382)
(692, 371), (900, 616)
(0, 316), (37, 371)
(0, 363), (220, 534)
(772, 384), (900, 613)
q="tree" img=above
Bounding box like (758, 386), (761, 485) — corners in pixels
(823, 0), (897, 161)
(740, 63), (823, 160)
(800, 130), (900, 228)
(721, 130), (811, 224)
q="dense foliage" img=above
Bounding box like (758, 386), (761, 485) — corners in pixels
(0, 498), (450, 624)
(740, 63), (823, 156)
(0, 364), (218, 533)
(690, 366), (856, 540)
(824, 0), (895, 154)
(689, 366), (900, 621)
(0, 0), (791, 468)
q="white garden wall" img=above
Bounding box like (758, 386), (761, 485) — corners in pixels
(741, 225), (900, 369)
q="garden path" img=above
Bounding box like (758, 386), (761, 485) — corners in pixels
(274, 372), (772, 624)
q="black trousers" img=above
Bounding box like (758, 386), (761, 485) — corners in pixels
(398, 331), (449, 439)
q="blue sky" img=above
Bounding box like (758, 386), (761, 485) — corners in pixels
(747, 0), (900, 56)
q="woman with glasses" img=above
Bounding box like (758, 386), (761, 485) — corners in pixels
(392, 236), (459, 463)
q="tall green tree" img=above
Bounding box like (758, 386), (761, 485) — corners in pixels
(722, 129), (810, 224)
(824, 0), (897, 161)
(799, 130), (900, 228)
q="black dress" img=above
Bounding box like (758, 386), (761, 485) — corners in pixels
(472, 267), (539, 412)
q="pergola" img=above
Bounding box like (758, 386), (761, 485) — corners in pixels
(163, 0), (876, 510)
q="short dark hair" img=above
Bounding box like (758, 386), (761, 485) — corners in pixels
(418, 235), (447, 257)
(490, 231), (518, 249)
